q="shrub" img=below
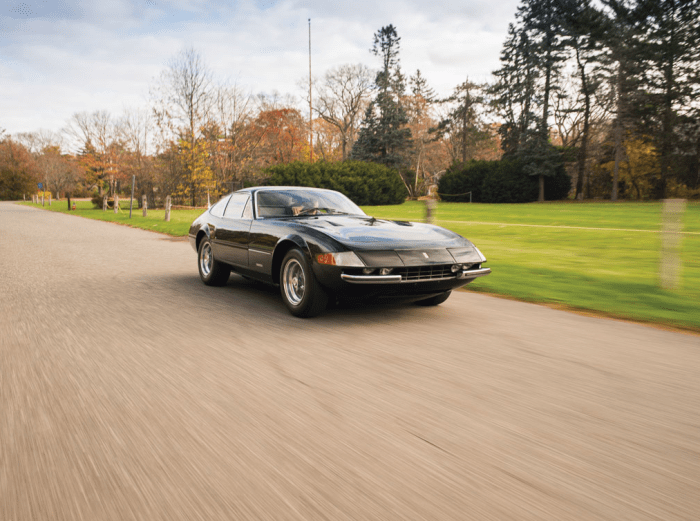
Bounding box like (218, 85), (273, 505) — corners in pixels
(263, 160), (407, 205)
(438, 160), (571, 203)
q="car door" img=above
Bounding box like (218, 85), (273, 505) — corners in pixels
(213, 193), (252, 267)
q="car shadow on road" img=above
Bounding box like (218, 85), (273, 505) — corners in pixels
(161, 272), (429, 324)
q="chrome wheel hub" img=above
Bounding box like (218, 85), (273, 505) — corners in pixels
(200, 243), (212, 277)
(283, 259), (305, 306)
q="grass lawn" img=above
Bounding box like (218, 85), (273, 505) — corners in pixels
(19, 199), (700, 332)
(366, 201), (700, 333)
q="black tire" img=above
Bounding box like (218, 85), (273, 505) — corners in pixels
(280, 248), (328, 317)
(415, 290), (452, 306)
(198, 238), (230, 286)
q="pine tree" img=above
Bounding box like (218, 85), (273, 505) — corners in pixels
(489, 22), (540, 157)
(351, 25), (412, 169)
(517, 0), (570, 200)
(434, 79), (488, 164)
(562, 0), (608, 199)
(636, 0), (700, 198)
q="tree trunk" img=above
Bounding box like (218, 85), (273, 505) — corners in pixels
(114, 194), (119, 214)
(142, 194), (148, 217)
(165, 195), (171, 222)
(575, 48), (590, 201)
(538, 174), (545, 202)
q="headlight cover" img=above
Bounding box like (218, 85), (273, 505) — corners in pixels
(473, 246), (487, 262)
(316, 251), (365, 267)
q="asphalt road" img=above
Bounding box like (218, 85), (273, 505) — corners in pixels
(1, 202), (699, 521)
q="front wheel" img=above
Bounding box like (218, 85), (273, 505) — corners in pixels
(198, 238), (230, 286)
(280, 249), (328, 317)
(415, 290), (452, 306)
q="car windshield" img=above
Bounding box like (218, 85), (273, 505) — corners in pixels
(256, 189), (366, 218)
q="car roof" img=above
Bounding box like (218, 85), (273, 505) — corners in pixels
(238, 186), (337, 194)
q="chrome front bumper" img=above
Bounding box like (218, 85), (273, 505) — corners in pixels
(340, 267), (491, 285)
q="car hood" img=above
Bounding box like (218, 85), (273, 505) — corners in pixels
(299, 215), (469, 249)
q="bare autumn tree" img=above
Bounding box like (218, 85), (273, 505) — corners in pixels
(152, 47), (213, 206)
(209, 83), (255, 190)
(117, 108), (155, 205)
(308, 64), (374, 160)
(63, 111), (122, 195)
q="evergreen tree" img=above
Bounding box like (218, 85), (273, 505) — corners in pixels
(489, 22), (540, 156)
(434, 79), (489, 164)
(517, 0), (570, 201)
(351, 25), (412, 169)
(636, 0), (700, 198)
(562, 0), (608, 199)
(599, 0), (645, 200)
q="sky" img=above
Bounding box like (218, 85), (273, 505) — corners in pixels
(1, 0), (521, 137)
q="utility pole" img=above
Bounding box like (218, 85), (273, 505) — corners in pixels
(309, 18), (313, 162)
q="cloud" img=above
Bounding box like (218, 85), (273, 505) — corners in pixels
(1, 0), (519, 134)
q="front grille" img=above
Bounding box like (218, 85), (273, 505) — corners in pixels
(397, 264), (456, 282)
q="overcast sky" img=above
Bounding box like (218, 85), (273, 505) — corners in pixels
(1, 0), (520, 136)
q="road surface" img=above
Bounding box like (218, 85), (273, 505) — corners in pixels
(1, 202), (698, 520)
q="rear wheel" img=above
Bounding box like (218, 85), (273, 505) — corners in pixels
(280, 249), (328, 317)
(198, 238), (230, 286)
(415, 290), (452, 306)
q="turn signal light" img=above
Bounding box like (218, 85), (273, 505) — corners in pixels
(316, 251), (365, 267)
(317, 253), (336, 265)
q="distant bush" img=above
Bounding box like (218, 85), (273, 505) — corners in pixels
(263, 160), (407, 205)
(438, 160), (571, 203)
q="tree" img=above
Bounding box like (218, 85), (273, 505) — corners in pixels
(518, 0), (570, 200)
(403, 70), (451, 197)
(636, 0), (700, 198)
(249, 108), (309, 167)
(562, 0), (608, 199)
(0, 138), (37, 200)
(152, 47), (213, 206)
(36, 146), (81, 199)
(434, 78), (492, 165)
(351, 25), (413, 169)
(490, 22), (540, 156)
(64, 111), (124, 195)
(599, 0), (645, 200)
(310, 64), (374, 160)
(209, 83), (255, 190)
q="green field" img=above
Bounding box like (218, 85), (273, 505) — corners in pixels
(20, 199), (700, 332)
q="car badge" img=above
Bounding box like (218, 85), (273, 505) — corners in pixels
(422, 252), (429, 258)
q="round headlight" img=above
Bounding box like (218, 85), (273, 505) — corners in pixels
(451, 264), (462, 273)
(379, 268), (393, 275)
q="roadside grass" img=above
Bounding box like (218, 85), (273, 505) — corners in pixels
(20, 199), (203, 236)
(20, 199), (700, 332)
(366, 201), (700, 332)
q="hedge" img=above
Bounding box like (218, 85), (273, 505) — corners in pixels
(263, 160), (407, 205)
(438, 160), (571, 203)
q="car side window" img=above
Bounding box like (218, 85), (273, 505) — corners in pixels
(223, 193), (250, 219)
(242, 198), (253, 220)
(209, 195), (230, 218)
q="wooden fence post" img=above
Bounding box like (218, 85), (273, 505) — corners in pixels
(659, 198), (686, 290)
(165, 195), (171, 222)
(142, 194), (148, 217)
(48, 193), (52, 206)
(114, 194), (119, 214)
(424, 198), (436, 224)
